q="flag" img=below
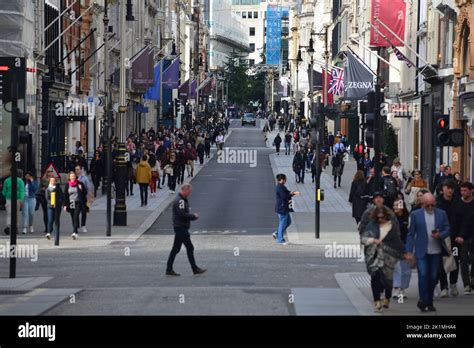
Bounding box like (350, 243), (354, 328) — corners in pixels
(344, 51), (376, 100)
(328, 67), (344, 96)
(322, 69), (334, 104)
(392, 45), (415, 68)
(370, 0), (406, 47)
(143, 62), (161, 101)
(162, 58), (180, 89)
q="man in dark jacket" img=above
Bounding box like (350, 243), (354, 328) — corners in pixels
(292, 149), (306, 184)
(273, 174), (300, 245)
(380, 166), (398, 210)
(166, 184), (206, 276)
(273, 133), (282, 155)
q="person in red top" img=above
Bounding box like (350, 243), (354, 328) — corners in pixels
(184, 143), (197, 177)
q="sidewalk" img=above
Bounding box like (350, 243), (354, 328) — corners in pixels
(0, 153), (215, 250)
(335, 272), (474, 315)
(266, 129), (359, 246)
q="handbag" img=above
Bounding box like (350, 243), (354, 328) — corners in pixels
(442, 237), (458, 273)
(164, 165), (173, 176)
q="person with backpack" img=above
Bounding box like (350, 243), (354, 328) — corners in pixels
(273, 133), (282, 155)
(380, 166), (399, 211)
(331, 150), (344, 188)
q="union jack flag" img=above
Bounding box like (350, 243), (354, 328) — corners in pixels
(328, 67), (344, 96)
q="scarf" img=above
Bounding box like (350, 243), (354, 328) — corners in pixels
(68, 179), (78, 187)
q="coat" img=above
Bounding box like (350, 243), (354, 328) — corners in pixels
(135, 160), (152, 184)
(349, 180), (368, 220)
(63, 181), (87, 212)
(406, 208), (450, 258)
(361, 220), (405, 280)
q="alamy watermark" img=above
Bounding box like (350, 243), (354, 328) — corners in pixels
(0, 242), (38, 262)
(217, 147), (257, 168)
(380, 102), (420, 118)
(324, 242), (364, 262)
(55, 100), (95, 120)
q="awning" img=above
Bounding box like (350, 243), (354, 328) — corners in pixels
(131, 46), (155, 90)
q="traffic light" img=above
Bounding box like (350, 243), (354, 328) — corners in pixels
(175, 99), (181, 113)
(435, 112), (449, 145)
(15, 107), (30, 144)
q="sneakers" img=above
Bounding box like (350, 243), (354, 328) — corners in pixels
(383, 298), (390, 309)
(81, 226), (87, 233)
(399, 289), (407, 298)
(45, 233), (51, 240)
(29, 226), (34, 233)
(169, 190), (175, 194)
(427, 304), (437, 312)
(392, 288), (400, 299)
(272, 232), (277, 240)
(450, 284), (459, 297)
(22, 228), (27, 235)
(277, 241), (288, 246)
(71, 233), (78, 240)
(193, 267), (207, 275)
(440, 288), (449, 298)
(166, 270), (181, 276)
(417, 301), (428, 312)
(374, 301), (382, 313)
(464, 286), (472, 295)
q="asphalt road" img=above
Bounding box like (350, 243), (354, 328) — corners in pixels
(1, 120), (365, 315)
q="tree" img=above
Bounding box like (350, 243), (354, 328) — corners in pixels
(224, 51), (250, 106)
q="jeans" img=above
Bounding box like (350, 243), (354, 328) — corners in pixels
(460, 240), (474, 287)
(276, 213), (292, 243)
(166, 227), (198, 272)
(393, 260), (412, 290)
(22, 197), (36, 228)
(5, 199), (21, 228)
(416, 253), (442, 305)
(47, 207), (55, 234)
(371, 270), (392, 301)
(139, 183), (148, 205)
(295, 168), (305, 183)
(69, 201), (83, 234)
(285, 142), (291, 155)
(168, 174), (177, 191)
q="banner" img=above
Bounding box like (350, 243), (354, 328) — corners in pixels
(162, 58), (180, 89)
(370, 0), (406, 47)
(265, 5), (282, 65)
(344, 51), (376, 100)
(143, 62), (161, 101)
(322, 69), (334, 105)
(131, 47), (155, 90)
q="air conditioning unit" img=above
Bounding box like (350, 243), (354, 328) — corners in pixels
(125, 58), (131, 69)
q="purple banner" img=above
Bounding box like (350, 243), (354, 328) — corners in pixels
(190, 79), (197, 99)
(131, 47), (154, 90)
(179, 79), (190, 100)
(162, 58), (180, 89)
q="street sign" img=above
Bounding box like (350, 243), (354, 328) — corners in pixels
(88, 96), (94, 103)
(42, 162), (61, 181)
(95, 96), (105, 107)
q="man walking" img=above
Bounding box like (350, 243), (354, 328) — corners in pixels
(405, 193), (450, 312)
(273, 133), (282, 155)
(272, 174), (300, 245)
(166, 184), (206, 276)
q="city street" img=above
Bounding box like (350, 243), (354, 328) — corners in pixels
(1, 121), (472, 316)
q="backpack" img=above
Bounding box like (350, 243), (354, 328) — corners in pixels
(331, 154), (342, 167)
(383, 176), (398, 199)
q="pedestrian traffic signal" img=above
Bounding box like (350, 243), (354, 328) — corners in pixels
(435, 112), (450, 146)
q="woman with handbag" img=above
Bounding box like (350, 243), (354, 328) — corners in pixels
(361, 206), (405, 312)
(164, 152), (177, 193)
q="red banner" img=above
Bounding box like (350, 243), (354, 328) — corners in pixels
(322, 69), (333, 105)
(370, 0), (406, 47)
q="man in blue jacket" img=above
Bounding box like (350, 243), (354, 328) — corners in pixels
(405, 192), (450, 312)
(273, 174), (300, 245)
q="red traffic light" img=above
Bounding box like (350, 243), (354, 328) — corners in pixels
(437, 118), (447, 129)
